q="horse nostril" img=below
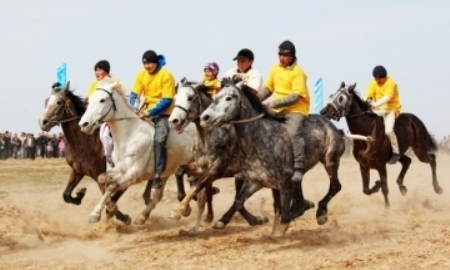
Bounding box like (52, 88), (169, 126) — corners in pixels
(81, 122), (89, 127)
(42, 119), (48, 125)
(202, 114), (210, 122)
(172, 118), (179, 125)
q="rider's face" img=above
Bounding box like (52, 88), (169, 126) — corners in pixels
(144, 62), (157, 74)
(278, 54), (294, 67)
(95, 69), (107, 80)
(236, 58), (252, 72)
(375, 77), (387, 85)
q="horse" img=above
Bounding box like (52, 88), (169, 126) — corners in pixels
(198, 79), (346, 236)
(78, 78), (197, 225)
(320, 82), (442, 208)
(168, 79), (269, 233)
(38, 81), (133, 224)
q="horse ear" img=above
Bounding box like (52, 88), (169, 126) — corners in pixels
(65, 81), (70, 91)
(236, 80), (245, 89)
(348, 83), (357, 93)
(340, 81), (345, 88)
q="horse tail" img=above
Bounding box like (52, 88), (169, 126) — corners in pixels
(408, 113), (438, 153)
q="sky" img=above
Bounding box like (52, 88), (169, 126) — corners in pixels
(1, 0), (449, 138)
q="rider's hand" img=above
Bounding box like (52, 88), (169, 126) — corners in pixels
(266, 102), (273, 109)
(137, 111), (148, 119)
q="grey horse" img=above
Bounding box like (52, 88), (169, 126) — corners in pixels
(168, 79), (269, 233)
(199, 79), (346, 236)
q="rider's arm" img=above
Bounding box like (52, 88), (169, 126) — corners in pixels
(372, 81), (395, 107)
(131, 72), (145, 109)
(246, 70), (263, 92)
(258, 67), (276, 101)
(271, 67), (306, 109)
(147, 73), (175, 118)
(364, 81), (376, 101)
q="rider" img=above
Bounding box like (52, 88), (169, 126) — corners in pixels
(202, 62), (221, 98)
(224, 48), (263, 93)
(86, 60), (125, 170)
(365, 65), (401, 164)
(130, 50), (176, 189)
(257, 40), (310, 183)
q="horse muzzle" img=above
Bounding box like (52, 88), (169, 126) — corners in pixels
(39, 118), (54, 132)
(79, 121), (97, 135)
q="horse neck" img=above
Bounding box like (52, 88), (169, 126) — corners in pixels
(193, 93), (213, 144)
(60, 106), (91, 146)
(232, 98), (263, 143)
(107, 92), (144, 143)
(345, 100), (376, 136)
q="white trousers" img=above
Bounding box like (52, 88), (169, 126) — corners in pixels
(374, 109), (399, 154)
(99, 123), (114, 169)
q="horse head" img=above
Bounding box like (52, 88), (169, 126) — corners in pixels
(79, 78), (120, 135)
(39, 81), (76, 131)
(169, 78), (205, 133)
(320, 81), (368, 121)
(200, 79), (245, 129)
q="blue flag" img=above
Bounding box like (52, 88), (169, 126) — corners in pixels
(314, 77), (323, 114)
(57, 63), (67, 86)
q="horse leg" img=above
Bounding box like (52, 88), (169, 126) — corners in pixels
(142, 179), (153, 206)
(271, 189), (289, 237)
(62, 170), (86, 205)
(429, 154), (443, 194)
(89, 173), (115, 223)
(290, 181), (315, 220)
(360, 164), (380, 195)
(175, 165), (192, 217)
(134, 178), (168, 225)
(204, 184), (214, 223)
(279, 180), (293, 225)
(395, 155), (411, 195)
(316, 164), (342, 225)
(104, 189), (131, 225)
(189, 188), (207, 234)
(233, 180), (263, 221)
(376, 166), (390, 209)
(213, 176), (269, 230)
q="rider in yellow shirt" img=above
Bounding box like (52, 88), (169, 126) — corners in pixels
(365, 65), (402, 164)
(130, 50), (176, 189)
(202, 62), (221, 98)
(257, 40), (311, 183)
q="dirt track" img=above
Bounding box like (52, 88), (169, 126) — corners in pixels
(1, 156), (450, 269)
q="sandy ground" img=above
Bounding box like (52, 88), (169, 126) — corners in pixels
(1, 155), (450, 270)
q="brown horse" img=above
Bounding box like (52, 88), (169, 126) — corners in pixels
(38, 82), (151, 224)
(320, 82), (442, 208)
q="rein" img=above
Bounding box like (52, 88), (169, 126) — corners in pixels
(228, 113), (265, 124)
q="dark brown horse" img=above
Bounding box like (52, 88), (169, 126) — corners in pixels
(38, 82), (151, 224)
(320, 82), (442, 208)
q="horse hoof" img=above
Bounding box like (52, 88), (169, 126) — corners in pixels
(304, 200), (315, 210)
(434, 186), (443, 195)
(133, 216), (146, 226)
(212, 187), (220, 195)
(399, 186), (408, 196)
(169, 211), (182, 221)
(212, 221), (226, 230)
(203, 215), (214, 224)
(317, 215), (328, 225)
(181, 206), (192, 217)
(89, 215), (101, 223)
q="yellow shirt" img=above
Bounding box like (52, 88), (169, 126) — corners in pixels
(365, 76), (401, 117)
(132, 67), (176, 115)
(86, 77), (125, 98)
(203, 78), (220, 98)
(264, 62), (310, 115)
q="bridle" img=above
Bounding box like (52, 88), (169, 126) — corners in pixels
(328, 87), (373, 121)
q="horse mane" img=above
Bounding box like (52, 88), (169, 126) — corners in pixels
(239, 84), (286, 122)
(181, 80), (214, 100)
(351, 90), (370, 111)
(65, 89), (86, 116)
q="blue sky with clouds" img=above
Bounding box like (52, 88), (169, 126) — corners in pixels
(1, 0), (449, 137)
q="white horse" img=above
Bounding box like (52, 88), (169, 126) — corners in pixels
(78, 78), (196, 224)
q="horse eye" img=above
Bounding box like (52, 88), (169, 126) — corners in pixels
(100, 99), (105, 103)
(56, 101), (62, 106)
(338, 96), (344, 103)
(187, 96), (193, 101)
(225, 96), (232, 101)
